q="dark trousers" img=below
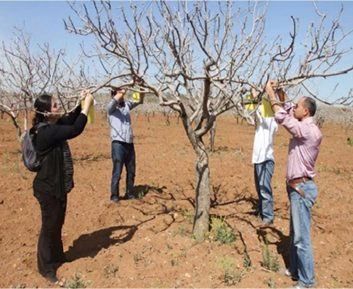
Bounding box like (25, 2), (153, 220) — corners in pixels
(111, 141), (136, 201)
(34, 192), (67, 277)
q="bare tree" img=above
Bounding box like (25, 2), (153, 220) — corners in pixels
(0, 27), (91, 141)
(65, 0), (353, 238)
(255, 3), (353, 103)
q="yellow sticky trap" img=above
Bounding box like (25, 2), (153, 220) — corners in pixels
(81, 100), (95, 124)
(260, 98), (274, 117)
(245, 94), (255, 110)
(132, 91), (140, 103)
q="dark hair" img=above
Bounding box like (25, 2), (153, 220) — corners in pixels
(303, 97), (317, 117)
(110, 89), (117, 98)
(32, 94), (52, 126)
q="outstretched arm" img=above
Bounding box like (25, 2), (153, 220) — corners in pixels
(265, 80), (282, 114)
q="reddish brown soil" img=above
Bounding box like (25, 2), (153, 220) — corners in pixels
(0, 113), (353, 288)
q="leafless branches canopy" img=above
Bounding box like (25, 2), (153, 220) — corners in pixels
(65, 0), (353, 237)
(65, 1), (271, 132)
(65, 1), (353, 127)
(0, 28), (91, 138)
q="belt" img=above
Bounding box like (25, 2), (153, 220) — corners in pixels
(286, 177), (312, 198)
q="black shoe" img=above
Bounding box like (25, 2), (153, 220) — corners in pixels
(44, 273), (59, 284)
(124, 194), (136, 200)
(111, 197), (119, 203)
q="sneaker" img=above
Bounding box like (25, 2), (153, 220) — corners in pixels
(285, 269), (299, 281)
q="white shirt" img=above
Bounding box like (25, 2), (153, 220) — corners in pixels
(252, 106), (278, 164)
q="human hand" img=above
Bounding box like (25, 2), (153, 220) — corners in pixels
(81, 89), (94, 116)
(112, 88), (126, 102)
(85, 92), (94, 108)
(251, 87), (259, 98)
(265, 80), (278, 94)
(81, 89), (93, 107)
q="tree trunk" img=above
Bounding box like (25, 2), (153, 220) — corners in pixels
(209, 120), (216, 152)
(192, 142), (211, 240)
(180, 115), (212, 240)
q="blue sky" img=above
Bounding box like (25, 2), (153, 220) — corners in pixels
(0, 1), (352, 102)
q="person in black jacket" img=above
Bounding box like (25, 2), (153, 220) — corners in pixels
(32, 90), (93, 283)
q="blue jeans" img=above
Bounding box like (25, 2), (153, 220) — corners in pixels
(111, 141), (136, 201)
(287, 180), (317, 287)
(254, 160), (274, 223)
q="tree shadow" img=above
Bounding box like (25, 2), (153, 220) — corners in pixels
(223, 213), (291, 269)
(65, 225), (136, 262)
(211, 194), (258, 209)
(133, 184), (167, 199)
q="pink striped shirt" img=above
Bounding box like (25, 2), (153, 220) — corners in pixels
(275, 104), (322, 180)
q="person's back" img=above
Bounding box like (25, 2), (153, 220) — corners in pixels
(252, 110), (278, 164)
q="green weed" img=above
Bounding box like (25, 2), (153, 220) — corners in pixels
(133, 252), (142, 263)
(65, 272), (88, 288)
(181, 209), (194, 224)
(103, 264), (119, 277)
(216, 256), (246, 285)
(261, 235), (280, 272)
(243, 248), (252, 268)
(171, 226), (190, 237)
(268, 277), (275, 288)
(211, 217), (236, 245)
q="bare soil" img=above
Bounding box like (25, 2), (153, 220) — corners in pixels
(0, 112), (353, 288)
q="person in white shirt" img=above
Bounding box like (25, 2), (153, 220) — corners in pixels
(251, 89), (278, 224)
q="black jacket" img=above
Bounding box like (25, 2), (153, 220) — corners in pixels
(33, 106), (87, 200)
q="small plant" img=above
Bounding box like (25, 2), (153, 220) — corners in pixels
(268, 277), (275, 288)
(133, 252), (142, 263)
(181, 209), (194, 224)
(65, 272), (87, 288)
(243, 248), (252, 268)
(103, 264), (119, 277)
(169, 254), (179, 267)
(347, 137), (353, 146)
(333, 166), (341, 175)
(169, 249), (184, 266)
(329, 275), (342, 288)
(171, 226), (190, 237)
(261, 235), (280, 272)
(151, 278), (163, 287)
(216, 256), (245, 286)
(211, 217), (236, 244)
